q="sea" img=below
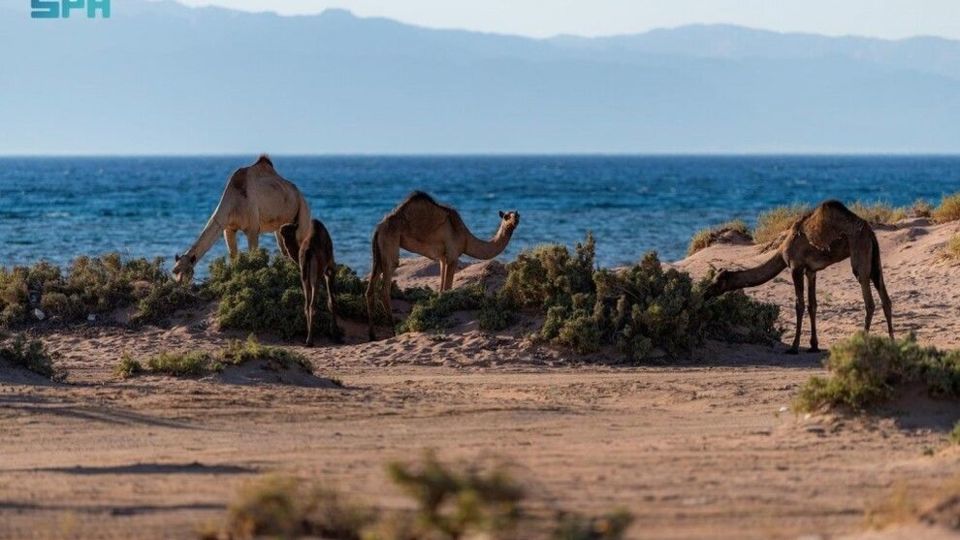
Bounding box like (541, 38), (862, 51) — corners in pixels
(1, 156), (959, 275)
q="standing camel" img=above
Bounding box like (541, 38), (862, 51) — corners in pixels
(171, 155), (312, 283)
(279, 219), (343, 346)
(365, 191), (520, 340)
(704, 200), (893, 354)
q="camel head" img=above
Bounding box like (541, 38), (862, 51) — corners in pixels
(703, 269), (733, 300)
(172, 253), (197, 284)
(498, 210), (521, 233)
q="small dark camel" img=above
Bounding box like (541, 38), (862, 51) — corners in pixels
(279, 219), (343, 346)
(704, 200), (893, 354)
(365, 191), (520, 341)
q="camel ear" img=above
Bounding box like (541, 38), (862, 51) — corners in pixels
(175, 253), (181, 263)
(189, 254), (197, 264)
(499, 211), (505, 219)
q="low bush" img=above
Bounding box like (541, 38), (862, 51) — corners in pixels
(495, 236), (781, 361)
(210, 452), (629, 540)
(794, 332), (960, 412)
(552, 510), (634, 540)
(947, 234), (960, 261)
(225, 476), (373, 540)
(398, 286), (485, 333)
(687, 219), (751, 256)
(0, 254), (195, 328)
(120, 336), (311, 378)
(0, 334), (62, 380)
(950, 421), (960, 445)
(933, 193), (960, 224)
(388, 451), (524, 538)
(205, 250), (366, 340)
(752, 204), (810, 246)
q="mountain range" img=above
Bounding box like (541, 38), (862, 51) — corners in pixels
(2, 0), (959, 154)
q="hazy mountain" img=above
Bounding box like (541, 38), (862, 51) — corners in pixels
(2, 0), (959, 154)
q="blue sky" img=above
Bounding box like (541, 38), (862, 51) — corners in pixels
(174, 0), (960, 39)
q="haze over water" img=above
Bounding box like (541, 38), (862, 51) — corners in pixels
(1, 156), (959, 275)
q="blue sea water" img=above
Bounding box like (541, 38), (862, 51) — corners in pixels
(1, 156), (959, 275)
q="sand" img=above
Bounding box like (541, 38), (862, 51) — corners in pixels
(2, 218), (960, 539)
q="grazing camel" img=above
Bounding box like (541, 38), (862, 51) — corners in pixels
(365, 191), (520, 340)
(704, 200), (893, 354)
(279, 219), (343, 346)
(172, 155), (312, 283)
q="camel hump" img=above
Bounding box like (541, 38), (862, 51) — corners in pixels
(255, 154), (274, 168)
(802, 199), (863, 250)
(404, 191), (441, 207)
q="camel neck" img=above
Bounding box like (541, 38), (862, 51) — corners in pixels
(722, 251), (788, 292)
(464, 224), (513, 260)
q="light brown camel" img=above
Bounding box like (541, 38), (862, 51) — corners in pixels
(279, 219), (343, 347)
(172, 155), (311, 283)
(365, 191), (520, 340)
(704, 200), (893, 354)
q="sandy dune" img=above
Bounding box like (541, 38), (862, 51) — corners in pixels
(2, 219), (960, 539)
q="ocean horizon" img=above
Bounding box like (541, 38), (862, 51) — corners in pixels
(2, 155), (959, 275)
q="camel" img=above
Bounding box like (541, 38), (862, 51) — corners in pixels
(704, 200), (893, 354)
(171, 155), (312, 283)
(365, 191), (520, 340)
(279, 219), (343, 346)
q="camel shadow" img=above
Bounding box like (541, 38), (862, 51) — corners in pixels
(0, 394), (199, 430)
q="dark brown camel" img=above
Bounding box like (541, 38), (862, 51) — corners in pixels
(280, 219), (343, 346)
(704, 200), (893, 354)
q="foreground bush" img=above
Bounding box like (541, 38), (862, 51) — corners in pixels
(116, 336), (312, 378)
(933, 193), (960, 224)
(205, 250), (366, 340)
(687, 220), (751, 255)
(0, 334), (62, 380)
(0, 254), (195, 328)
(211, 452), (631, 540)
(752, 204), (810, 246)
(948, 234), (960, 261)
(495, 236), (781, 361)
(794, 332), (960, 411)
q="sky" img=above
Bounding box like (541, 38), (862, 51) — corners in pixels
(173, 0), (960, 39)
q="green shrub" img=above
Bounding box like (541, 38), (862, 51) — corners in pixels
(205, 250), (365, 340)
(753, 204), (810, 246)
(687, 219), (751, 256)
(0, 334), (62, 380)
(794, 332), (960, 411)
(477, 294), (517, 332)
(0, 254), (194, 328)
(398, 286), (485, 333)
(552, 510), (634, 540)
(497, 237), (781, 361)
(115, 354), (143, 378)
(387, 451), (524, 538)
(850, 201), (908, 225)
(933, 193), (960, 224)
(125, 336), (311, 378)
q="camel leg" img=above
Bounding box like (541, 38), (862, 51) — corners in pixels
(245, 229), (260, 252)
(325, 266), (344, 343)
(859, 277), (875, 333)
(872, 268), (894, 339)
(438, 260), (447, 292)
(787, 267), (804, 355)
(379, 259), (397, 337)
(224, 229), (239, 259)
(442, 258), (457, 292)
(275, 231), (285, 256)
(806, 270), (819, 353)
(365, 271), (380, 342)
(303, 262), (315, 347)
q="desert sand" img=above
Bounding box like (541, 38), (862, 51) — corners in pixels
(2, 218), (960, 539)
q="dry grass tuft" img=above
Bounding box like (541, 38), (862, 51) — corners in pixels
(933, 193), (960, 224)
(849, 201), (908, 225)
(752, 204), (810, 247)
(687, 220), (751, 256)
